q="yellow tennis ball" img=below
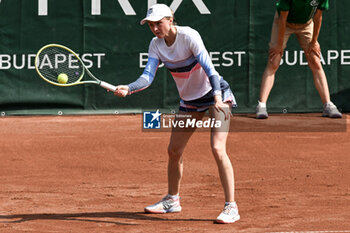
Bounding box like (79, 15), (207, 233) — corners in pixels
(57, 73), (68, 84)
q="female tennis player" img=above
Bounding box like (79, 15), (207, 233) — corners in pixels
(114, 4), (240, 224)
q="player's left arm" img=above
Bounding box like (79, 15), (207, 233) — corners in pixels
(189, 31), (231, 119)
(308, 9), (323, 57)
(196, 50), (221, 96)
(187, 30), (221, 96)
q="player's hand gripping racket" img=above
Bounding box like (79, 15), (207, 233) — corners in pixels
(35, 44), (118, 92)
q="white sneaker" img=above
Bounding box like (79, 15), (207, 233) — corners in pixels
(322, 102), (342, 118)
(216, 202), (240, 224)
(144, 195), (182, 214)
(256, 105), (268, 119)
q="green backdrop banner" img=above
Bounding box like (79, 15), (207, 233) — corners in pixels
(0, 0), (349, 115)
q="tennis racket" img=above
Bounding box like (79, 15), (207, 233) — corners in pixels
(35, 44), (118, 92)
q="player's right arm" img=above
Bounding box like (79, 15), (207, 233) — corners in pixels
(115, 40), (160, 97)
(114, 57), (159, 97)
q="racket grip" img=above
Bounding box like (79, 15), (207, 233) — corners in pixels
(100, 81), (117, 92)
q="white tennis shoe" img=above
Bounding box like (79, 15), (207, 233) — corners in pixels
(322, 102), (342, 118)
(216, 202), (240, 224)
(256, 105), (268, 119)
(144, 194), (182, 214)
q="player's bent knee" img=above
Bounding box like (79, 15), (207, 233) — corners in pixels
(211, 146), (226, 160)
(167, 146), (183, 160)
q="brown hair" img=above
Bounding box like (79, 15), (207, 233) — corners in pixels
(166, 10), (177, 25)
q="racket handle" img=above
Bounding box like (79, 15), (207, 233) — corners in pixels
(100, 81), (117, 92)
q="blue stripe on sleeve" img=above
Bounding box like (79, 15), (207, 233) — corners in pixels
(141, 57), (159, 82)
(195, 51), (218, 77)
(208, 75), (221, 94)
(196, 51), (222, 95)
(128, 57), (159, 93)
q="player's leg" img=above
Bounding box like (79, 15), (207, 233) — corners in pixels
(144, 111), (205, 213)
(209, 104), (234, 201)
(208, 104), (240, 223)
(167, 111), (205, 195)
(297, 22), (342, 118)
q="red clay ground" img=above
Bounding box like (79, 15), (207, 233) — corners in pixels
(0, 114), (349, 233)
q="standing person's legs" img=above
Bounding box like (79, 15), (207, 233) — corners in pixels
(257, 13), (292, 118)
(296, 21), (330, 104)
(258, 53), (283, 104)
(297, 22), (342, 118)
(305, 47), (331, 104)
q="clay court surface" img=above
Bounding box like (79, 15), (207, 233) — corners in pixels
(0, 114), (349, 233)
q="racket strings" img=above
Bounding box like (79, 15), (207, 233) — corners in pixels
(36, 46), (84, 84)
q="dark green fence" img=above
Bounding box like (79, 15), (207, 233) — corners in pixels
(0, 0), (349, 115)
